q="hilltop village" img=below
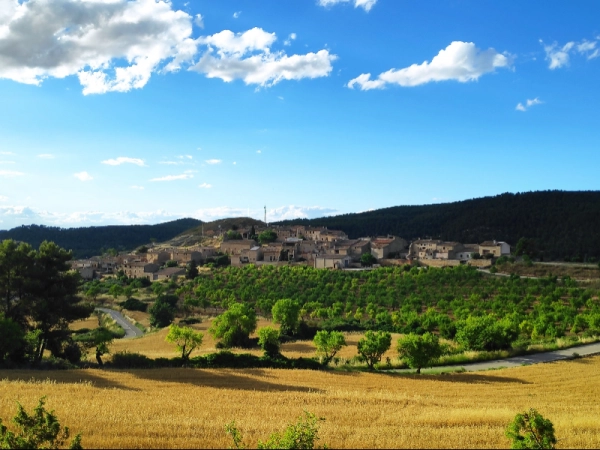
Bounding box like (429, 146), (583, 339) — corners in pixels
(71, 223), (510, 281)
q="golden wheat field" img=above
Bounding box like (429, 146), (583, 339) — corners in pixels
(1, 356), (600, 448)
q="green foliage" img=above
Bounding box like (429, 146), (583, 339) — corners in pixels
(209, 303), (257, 348)
(258, 230), (278, 245)
(225, 230), (243, 240)
(257, 327), (280, 357)
(455, 315), (518, 351)
(313, 330), (346, 366)
(149, 300), (175, 328)
(0, 397), (82, 449)
(272, 299), (301, 335)
(186, 260), (199, 280)
(505, 408), (556, 449)
(360, 253), (377, 267)
(357, 330), (392, 370)
(226, 411), (325, 450)
(0, 315), (26, 363)
(118, 298), (147, 312)
(0, 219), (201, 259)
(397, 332), (445, 373)
(165, 324), (204, 361)
(164, 260), (178, 268)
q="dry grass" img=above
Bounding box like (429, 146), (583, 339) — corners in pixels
(1, 356), (599, 448)
(69, 317), (99, 331)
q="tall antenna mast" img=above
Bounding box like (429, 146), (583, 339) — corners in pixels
(264, 205), (267, 226)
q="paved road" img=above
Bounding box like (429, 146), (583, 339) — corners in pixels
(416, 341), (600, 373)
(96, 307), (144, 339)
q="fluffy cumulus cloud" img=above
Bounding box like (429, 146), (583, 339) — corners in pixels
(0, 0), (197, 94)
(73, 171), (93, 181)
(347, 41), (511, 90)
(101, 157), (146, 166)
(205, 159), (222, 165)
(191, 27), (336, 87)
(318, 0), (378, 12)
(198, 182), (212, 189)
(516, 97), (542, 112)
(541, 38), (599, 69)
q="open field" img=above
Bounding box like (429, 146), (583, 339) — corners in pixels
(1, 356), (599, 448)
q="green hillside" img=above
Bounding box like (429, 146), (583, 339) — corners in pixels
(273, 191), (600, 261)
(0, 218), (202, 259)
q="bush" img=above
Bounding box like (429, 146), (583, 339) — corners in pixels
(118, 298), (148, 312)
(257, 327), (281, 357)
(505, 408), (556, 449)
(0, 396), (82, 449)
(179, 317), (202, 325)
(226, 411), (326, 449)
(149, 300), (175, 328)
(455, 315), (518, 351)
(110, 351), (154, 369)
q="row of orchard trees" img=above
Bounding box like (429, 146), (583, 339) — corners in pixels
(0, 240), (93, 365)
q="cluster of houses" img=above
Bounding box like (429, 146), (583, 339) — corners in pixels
(72, 224), (511, 280)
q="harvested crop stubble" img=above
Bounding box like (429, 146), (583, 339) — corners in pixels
(1, 357), (599, 448)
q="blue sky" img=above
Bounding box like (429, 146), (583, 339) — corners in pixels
(0, 0), (598, 230)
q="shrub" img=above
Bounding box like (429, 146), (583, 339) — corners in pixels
(179, 317), (202, 325)
(0, 396), (82, 449)
(118, 298), (147, 312)
(455, 315), (518, 351)
(225, 411), (326, 449)
(505, 408), (556, 449)
(110, 351), (154, 369)
(149, 300), (175, 328)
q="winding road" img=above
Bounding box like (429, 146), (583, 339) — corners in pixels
(96, 307), (144, 339)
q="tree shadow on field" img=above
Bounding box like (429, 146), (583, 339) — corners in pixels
(0, 369), (139, 391)
(125, 368), (325, 393)
(384, 372), (532, 385)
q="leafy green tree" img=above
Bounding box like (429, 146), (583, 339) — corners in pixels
(272, 299), (301, 336)
(84, 285), (101, 303)
(165, 324), (204, 361)
(0, 240), (35, 325)
(210, 303), (257, 348)
(505, 408), (556, 449)
(313, 330), (346, 366)
(360, 253), (377, 267)
(164, 260), (178, 268)
(455, 315), (518, 351)
(397, 332), (445, 374)
(357, 330), (391, 370)
(149, 300), (175, 328)
(258, 230), (277, 245)
(186, 260), (199, 280)
(257, 327), (280, 357)
(108, 284), (123, 301)
(28, 241), (93, 362)
(0, 397), (82, 449)
(225, 230), (243, 240)
(0, 315), (25, 363)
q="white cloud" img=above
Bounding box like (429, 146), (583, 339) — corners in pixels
(317, 0), (378, 12)
(37, 153), (55, 159)
(205, 159), (222, 165)
(233, 11), (241, 19)
(232, 161), (237, 165)
(0, 196), (8, 202)
(191, 27), (336, 87)
(198, 183), (212, 188)
(159, 161), (179, 165)
(150, 173), (193, 182)
(130, 185), (144, 190)
(0, 151), (14, 155)
(542, 37), (599, 69)
(194, 13), (204, 29)
(101, 157), (146, 167)
(348, 41), (511, 90)
(284, 33), (297, 46)
(0, 0), (197, 94)
(256, 150), (262, 154)
(73, 171), (93, 181)
(516, 97), (542, 112)
(0, 170), (23, 177)
(0, 161), (15, 164)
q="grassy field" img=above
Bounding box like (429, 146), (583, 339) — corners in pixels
(1, 356), (599, 448)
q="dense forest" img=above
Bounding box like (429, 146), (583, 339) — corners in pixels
(0, 218), (201, 259)
(274, 191), (600, 261)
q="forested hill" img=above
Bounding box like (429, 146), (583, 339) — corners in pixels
(274, 191), (600, 261)
(0, 218), (201, 259)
